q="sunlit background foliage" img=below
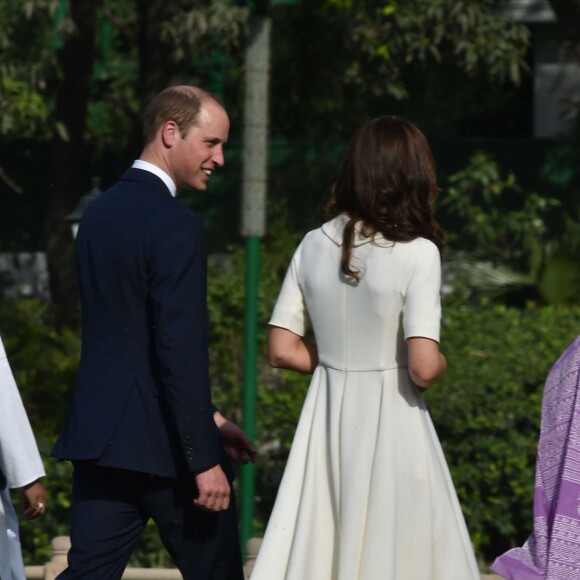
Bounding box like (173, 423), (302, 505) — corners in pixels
(2, 0), (580, 571)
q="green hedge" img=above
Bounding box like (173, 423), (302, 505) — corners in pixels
(0, 298), (79, 563)
(426, 300), (580, 564)
(3, 251), (579, 567)
(206, 235), (580, 565)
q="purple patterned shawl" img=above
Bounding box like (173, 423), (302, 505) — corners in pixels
(491, 336), (580, 579)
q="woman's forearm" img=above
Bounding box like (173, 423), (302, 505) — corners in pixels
(407, 337), (447, 389)
(269, 327), (319, 374)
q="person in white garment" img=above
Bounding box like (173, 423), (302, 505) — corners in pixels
(0, 331), (47, 580)
(251, 116), (479, 579)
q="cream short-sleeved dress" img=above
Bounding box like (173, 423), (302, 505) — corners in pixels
(251, 215), (479, 580)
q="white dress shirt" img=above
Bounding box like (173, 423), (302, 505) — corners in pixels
(131, 160), (177, 197)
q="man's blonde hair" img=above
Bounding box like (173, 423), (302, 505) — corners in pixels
(143, 86), (223, 144)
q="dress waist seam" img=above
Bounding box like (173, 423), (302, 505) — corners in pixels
(317, 363), (407, 373)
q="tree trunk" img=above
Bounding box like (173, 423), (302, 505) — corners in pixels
(45, 0), (100, 329)
(127, 0), (184, 157)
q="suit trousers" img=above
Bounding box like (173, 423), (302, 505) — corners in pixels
(57, 463), (244, 580)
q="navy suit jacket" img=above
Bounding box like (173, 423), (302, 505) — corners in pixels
(52, 168), (222, 478)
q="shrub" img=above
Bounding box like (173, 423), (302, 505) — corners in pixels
(426, 299), (580, 564)
(207, 222), (580, 565)
(5, 231), (578, 568)
(0, 296), (79, 563)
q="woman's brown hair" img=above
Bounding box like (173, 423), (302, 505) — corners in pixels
(322, 116), (445, 281)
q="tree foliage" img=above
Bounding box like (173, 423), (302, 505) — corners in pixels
(0, 0), (58, 137)
(268, 0), (530, 137)
(332, 0), (529, 98)
(0, 0), (535, 326)
(0, 0), (248, 147)
(440, 151), (580, 305)
(0, 0), (531, 143)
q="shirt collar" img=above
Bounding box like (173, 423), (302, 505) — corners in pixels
(321, 214), (385, 247)
(131, 160), (177, 197)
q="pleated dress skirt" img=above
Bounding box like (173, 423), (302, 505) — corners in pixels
(250, 365), (480, 580)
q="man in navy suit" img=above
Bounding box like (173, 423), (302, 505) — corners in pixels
(52, 86), (257, 579)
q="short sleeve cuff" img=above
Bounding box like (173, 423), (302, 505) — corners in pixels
(268, 310), (306, 337)
(403, 322), (440, 343)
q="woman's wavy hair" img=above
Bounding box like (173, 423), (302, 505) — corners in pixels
(322, 116), (445, 281)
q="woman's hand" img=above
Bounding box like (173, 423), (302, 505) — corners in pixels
(19, 479), (47, 520)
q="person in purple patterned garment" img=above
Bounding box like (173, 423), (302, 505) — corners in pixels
(491, 335), (580, 580)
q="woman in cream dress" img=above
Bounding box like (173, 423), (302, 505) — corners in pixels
(251, 117), (479, 580)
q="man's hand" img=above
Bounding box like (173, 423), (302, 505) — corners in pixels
(193, 464), (231, 511)
(214, 412), (258, 464)
(19, 479), (46, 520)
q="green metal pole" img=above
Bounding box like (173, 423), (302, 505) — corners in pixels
(240, 7), (271, 558)
(240, 235), (261, 555)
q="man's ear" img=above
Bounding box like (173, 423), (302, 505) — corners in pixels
(161, 121), (179, 148)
